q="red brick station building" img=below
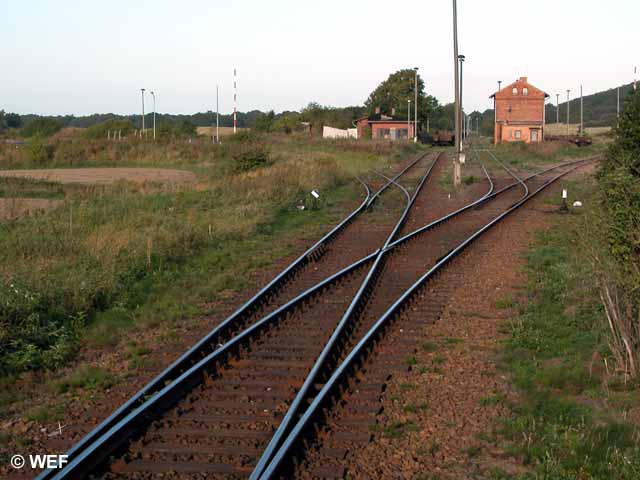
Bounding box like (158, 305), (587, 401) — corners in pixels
(355, 108), (415, 140)
(490, 77), (549, 144)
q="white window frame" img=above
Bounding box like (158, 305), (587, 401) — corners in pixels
(512, 87), (518, 95)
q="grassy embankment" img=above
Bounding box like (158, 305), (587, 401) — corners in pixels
(490, 178), (640, 479)
(0, 134), (425, 408)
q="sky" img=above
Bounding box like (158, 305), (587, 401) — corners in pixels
(1, 0), (638, 116)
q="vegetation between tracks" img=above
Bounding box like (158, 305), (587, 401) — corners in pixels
(0, 133), (425, 384)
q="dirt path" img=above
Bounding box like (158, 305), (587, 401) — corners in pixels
(0, 168), (197, 185)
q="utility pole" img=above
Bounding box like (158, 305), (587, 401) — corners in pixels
(233, 68), (238, 133)
(414, 67), (419, 143)
(150, 91), (156, 141)
(458, 55), (465, 142)
(566, 89), (571, 136)
(140, 88), (146, 138)
(407, 99), (411, 140)
(556, 93), (560, 124)
(494, 80), (501, 143)
(580, 85), (584, 136)
(617, 86), (620, 128)
(216, 85), (220, 143)
(452, 0), (461, 187)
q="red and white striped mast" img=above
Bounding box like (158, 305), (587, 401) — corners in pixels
(233, 68), (238, 133)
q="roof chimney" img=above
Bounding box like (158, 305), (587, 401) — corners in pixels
(520, 76), (528, 83)
(375, 106), (381, 115)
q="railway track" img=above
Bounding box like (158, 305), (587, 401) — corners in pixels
(254, 157), (594, 479)
(38, 151), (594, 480)
(36, 151), (441, 480)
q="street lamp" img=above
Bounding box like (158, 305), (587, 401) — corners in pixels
(150, 91), (156, 141)
(566, 89), (571, 136)
(407, 99), (411, 140)
(140, 88), (146, 138)
(458, 55), (465, 141)
(414, 67), (419, 143)
(452, 0), (461, 187)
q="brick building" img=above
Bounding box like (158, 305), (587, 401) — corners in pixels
(490, 77), (549, 144)
(355, 109), (415, 140)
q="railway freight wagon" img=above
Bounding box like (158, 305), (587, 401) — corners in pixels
(432, 130), (455, 146)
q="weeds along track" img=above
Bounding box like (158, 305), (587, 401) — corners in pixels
(34, 151), (433, 480)
(255, 159), (594, 479)
(38, 152), (442, 480)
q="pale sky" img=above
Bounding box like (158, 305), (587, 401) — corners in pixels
(1, 0), (638, 116)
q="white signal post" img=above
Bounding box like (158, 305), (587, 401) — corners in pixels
(233, 68), (238, 133)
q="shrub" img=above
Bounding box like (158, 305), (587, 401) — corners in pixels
(231, 142), (271, 173)
(21, 118), (63, 138)
(25, 136), (54, 165)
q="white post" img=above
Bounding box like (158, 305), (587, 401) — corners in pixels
(233, 68), (237, 133)
(407, 99), (411, 140)
(216, 85), (220, 143)
(141, 88), (146, 137)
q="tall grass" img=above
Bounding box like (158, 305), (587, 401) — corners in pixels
(0, 133), (422, 376)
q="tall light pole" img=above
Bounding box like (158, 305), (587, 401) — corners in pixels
(566, 89), (571, 136)
(458, 54), (465, 141)
(556, 94), (560, 124)
(233, 68), (238, 133)
(452, 0), (461, 187)
(494, 80), (501, 142)
(407, 99), (411, 140)
(140, 88), (146, 138)
(414, 67), (419, 143)
(150, 91), (156, 141)
(617, 86), (620, 128)
(216, 85), (220, 143)
(580, 85), (584, 136)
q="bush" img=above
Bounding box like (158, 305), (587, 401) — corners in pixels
(84, 119), (135, 139)
(21, 118), (63, 138)
(231, 142), (271, 173)
(26, 136), (54, 165)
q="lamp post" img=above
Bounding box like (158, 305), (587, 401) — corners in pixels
(580, 85), (584, 136)
(458, 54), (465, 141)
(452, 0), (461, 187)
(407, 99), (411, 140)
(140, 88), (146, 138)
(414, 67), (419, 142)
(494, 80), (501, 143)
(150, 91), (156, 141)
(566, 89), (571, 136)
(216, 85), (220, 143)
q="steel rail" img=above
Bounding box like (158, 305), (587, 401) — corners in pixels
(258, 160), (589, 480)
(39, 153), (431, 480)
(44, 251), (380, 480)
(387, 156), (592, 250)
(250, 155), (440, 479)
(478, 148), (528, 198)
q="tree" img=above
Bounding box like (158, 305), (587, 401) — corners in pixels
(364, 69), (434, 126)
(175, 120), (197, 137)
(6, 113), (22, 129)
(253, 111), (275, 131)
(21, 118), (63, 138)
(0, 110), (6, 132)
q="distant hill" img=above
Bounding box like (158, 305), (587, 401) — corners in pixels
(545, 83), (635, 128)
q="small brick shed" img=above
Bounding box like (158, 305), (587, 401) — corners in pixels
(355, 111), (415, 140)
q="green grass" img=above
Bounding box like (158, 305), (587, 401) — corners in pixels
(50, 366), (115, 394)
(482, 141), (605, 170)
(0, 136), (421, 376)
(383, 420), (418, 439)
(496, 218), (640, 478)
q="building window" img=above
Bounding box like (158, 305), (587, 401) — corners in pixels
(515, 130), (522, 140)
(376, 128), (390, 139)
(512, 87), (518, 95)
(523, 88), (529, 96)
